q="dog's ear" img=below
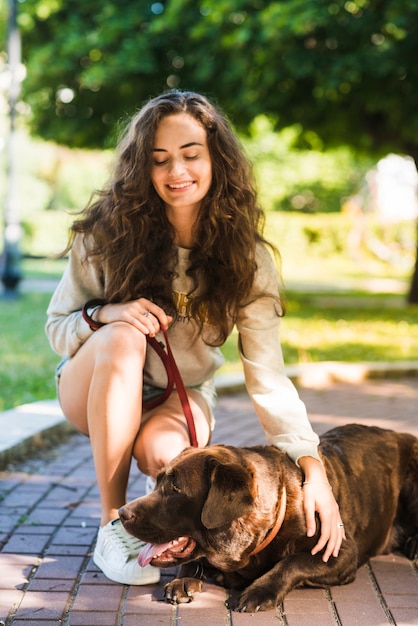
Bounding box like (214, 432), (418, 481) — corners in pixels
(201, 460), (255, 529)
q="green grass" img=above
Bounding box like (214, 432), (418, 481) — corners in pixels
(0, 292), (57, 411)
(217, 293), (418, 373)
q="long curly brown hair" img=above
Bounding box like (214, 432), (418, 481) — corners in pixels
(67, 90), (283, 345)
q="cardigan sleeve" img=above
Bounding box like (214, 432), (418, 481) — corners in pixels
(45, 235), (105, 357)
(236, 244), (321, 464)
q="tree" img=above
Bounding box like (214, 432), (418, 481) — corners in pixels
(5, 0), (418, 300)
(16, 0), (418, 155)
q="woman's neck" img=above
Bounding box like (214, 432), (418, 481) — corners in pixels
(166, 205), (198, 248)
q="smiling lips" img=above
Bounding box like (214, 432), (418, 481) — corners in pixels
(138, 536), (197, 567)
(167, 181), (194, 190)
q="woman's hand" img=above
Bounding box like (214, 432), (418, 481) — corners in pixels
(298, 456), (346, 562)
(95, 298), (172, 337)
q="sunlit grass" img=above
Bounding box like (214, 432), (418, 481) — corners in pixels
(0, 292), (57, 411)
(218, 295), (418, 374)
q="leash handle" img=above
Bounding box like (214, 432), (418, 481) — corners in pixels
(144, 328), (198, 448)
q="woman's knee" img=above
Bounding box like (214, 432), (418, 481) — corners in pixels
(80, 322), (148, 380)
(58, 323), (147, 428)
(95, 322), (147, 360)
(134, 423), (189, 477)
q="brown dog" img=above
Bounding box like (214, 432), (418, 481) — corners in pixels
(119, 424), (418, 612)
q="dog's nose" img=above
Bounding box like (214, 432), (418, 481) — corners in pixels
(119, 506), (135, 523)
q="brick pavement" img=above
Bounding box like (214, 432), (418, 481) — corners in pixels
(1, 377), (418, 625)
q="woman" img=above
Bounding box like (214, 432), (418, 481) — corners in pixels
(46, 90), (344, 586)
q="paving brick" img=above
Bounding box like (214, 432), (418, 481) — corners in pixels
(124, 585), (174, 618)
(13, 590), (71, 620)
(8, 621), (63, 625)
(1, 489), (44, 509)
(333, 601), (391, 625)
(284, 588), (333, 612)
(282, 588), (336, 626)
(389, 607), (418, 625)
(385, 593), (418, 609)
(231, 606), (288, 625)
(0, 562), (33, 589)
(69, 612), (125, 625)
(370, 554), (418, 595)
(49, 524), (97, 547)
(71, 583), (124, 612)
(331, 565), (379, 602)
(2, 533), (51, 554)
(14, 524), (56, 536)
(80, 565), (118, 586)
(174, 584), (228, 625)
(0, 552), (38, 565)
(0, 513), (17, 533)
(0, 589), (23, 621)
(64, 513), (101, 528)
(45, 543), (92, 557)
(33, 554), (85, 580)
(23, 507), (68, 525)
(123, 617), (171, 626)
(27, 577), (74, 592)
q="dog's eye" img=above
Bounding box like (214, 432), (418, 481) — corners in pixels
(171, 481), (181, 493)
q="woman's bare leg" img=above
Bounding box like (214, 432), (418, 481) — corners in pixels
(58, 322), (211, 525)
(134, 389), (211, 479)
(58, 322), (147, 526)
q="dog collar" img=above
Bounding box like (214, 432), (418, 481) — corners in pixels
(249, 485), (287, 557)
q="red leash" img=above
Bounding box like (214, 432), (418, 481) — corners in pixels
(144, 327), (198, 448)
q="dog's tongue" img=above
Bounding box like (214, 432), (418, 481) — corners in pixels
(138, 542), (172, 567)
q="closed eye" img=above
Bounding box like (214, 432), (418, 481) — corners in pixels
(171, 481), (182, 493)
(153, 155), (198, 166)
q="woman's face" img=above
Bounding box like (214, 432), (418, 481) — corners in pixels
(151, 113), (213, 219)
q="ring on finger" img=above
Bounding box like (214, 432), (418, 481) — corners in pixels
(337, 523), (344, 528)
(143, 311), (150, 317)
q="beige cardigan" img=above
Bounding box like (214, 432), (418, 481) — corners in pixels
(46, 235), (320, 464)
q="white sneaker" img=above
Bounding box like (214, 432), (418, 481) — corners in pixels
(93, 518), (160, 585)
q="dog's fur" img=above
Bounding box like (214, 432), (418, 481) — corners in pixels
(120, 424), (418, 612)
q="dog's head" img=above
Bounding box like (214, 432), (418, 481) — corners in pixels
(119, 445), (264, 570)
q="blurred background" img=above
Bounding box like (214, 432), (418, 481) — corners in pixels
(1, 0), (417, 412)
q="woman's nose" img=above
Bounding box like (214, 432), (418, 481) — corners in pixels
(168, 158), (186, 177)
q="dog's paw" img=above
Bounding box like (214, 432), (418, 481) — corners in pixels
(226, 587), (278, 613)
(164, 577), (203, 604)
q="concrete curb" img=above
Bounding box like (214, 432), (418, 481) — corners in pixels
(1, 361), (418, 471)
(215, 359), (418, 392)
(0, 399), (76, 470)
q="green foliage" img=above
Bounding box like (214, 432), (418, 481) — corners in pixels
(243, 116), (374, 213)
(6, 0), (418, 157)
(0, 127), (111, 255)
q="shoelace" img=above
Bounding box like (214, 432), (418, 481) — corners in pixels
(109, 520), (144, 557)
